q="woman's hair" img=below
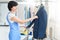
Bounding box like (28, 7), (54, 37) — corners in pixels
(8, 1), (18, 11)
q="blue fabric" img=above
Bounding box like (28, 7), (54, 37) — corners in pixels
(27, 8), (31, 25)
(27, 6), (47, 39)
(6, 12), (20, 40)
(24, 7), (31, 26)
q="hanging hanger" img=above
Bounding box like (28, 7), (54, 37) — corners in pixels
(41, 0), (42, 5)
(40, 0), (43, 8)
(35, 0), (44, 8)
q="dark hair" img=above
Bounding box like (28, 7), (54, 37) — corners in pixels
(8, 1), (18, 11)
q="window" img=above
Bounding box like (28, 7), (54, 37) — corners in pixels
(0, 2), (9, 25)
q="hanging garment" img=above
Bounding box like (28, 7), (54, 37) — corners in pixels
(27, 5), (47, 39)
(6, 12), (20, 40)
(24, 6), (31, 26)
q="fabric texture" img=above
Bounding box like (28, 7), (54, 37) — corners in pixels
(27, 6), (47, 39)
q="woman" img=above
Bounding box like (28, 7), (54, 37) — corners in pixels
(6, 1), (38, 40)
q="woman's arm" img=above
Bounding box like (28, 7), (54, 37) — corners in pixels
(10, 16), (38, 24)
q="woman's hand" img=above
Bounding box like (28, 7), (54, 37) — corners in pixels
(34, 16), (38, 19)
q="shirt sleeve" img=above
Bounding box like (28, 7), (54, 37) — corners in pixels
(8, 13), (15, 23)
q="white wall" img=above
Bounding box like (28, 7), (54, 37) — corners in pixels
(0, 0), (10, 2)
(55, 0), (60, 40)
(0, 26), (9, 40)
(48, 0), (60, 40)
